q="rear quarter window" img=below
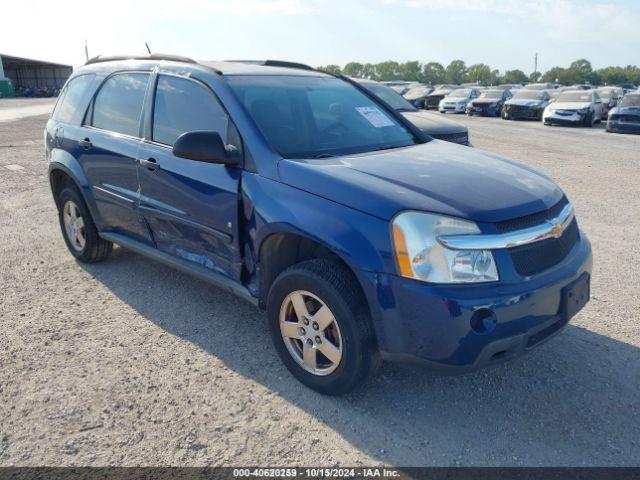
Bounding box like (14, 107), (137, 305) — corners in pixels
(52, 74), (95, 124)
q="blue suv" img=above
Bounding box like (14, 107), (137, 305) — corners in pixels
(46, 55), (592, 394)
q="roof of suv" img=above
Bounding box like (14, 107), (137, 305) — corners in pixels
(82, 55), (328, 77)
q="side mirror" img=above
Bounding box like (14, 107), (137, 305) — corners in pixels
(172, 131), (239, 166)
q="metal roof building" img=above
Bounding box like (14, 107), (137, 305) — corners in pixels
(0, 53), (72, 94)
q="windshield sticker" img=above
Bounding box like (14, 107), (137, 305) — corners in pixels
(355, 106), (395, 128)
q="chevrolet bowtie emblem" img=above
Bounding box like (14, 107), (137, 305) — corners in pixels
(547, 218), (565, 238)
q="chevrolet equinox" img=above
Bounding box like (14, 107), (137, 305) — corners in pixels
(46, 55), (592, 394)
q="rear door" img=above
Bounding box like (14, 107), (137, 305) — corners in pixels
(136, 74), (242, 280)
(77, 72), (153, 244)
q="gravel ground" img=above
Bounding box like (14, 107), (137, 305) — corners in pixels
(1, 105), (639, 467)
(0, 98), (58, 123)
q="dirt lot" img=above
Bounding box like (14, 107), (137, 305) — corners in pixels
(1, 102), (639, 466)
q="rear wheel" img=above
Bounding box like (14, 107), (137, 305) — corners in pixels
(57, 187), (112, 263)
(267, 259), (380, 395)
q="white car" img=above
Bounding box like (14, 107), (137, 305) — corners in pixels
(543, 90), (604, 127)
(439, 88), (480, 113)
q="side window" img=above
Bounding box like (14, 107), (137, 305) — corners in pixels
(91, 73), (149, 137)
(152, 75), (232, 147)
(53, 74), (95, 124)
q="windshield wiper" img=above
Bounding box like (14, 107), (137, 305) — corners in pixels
(313, 153), (336, 159)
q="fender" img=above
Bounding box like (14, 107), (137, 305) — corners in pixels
(242, 173), (395, 277)
(48, 148), (103, 227)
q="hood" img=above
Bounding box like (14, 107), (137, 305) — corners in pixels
(277, 141), (562, 223)
(442, 96), (468, 103)
(549, 102), (591, 111)
(401, 111), (468, 135)
(404, 92), (430, 101)
(615, 106), (640, 115)
(506, 98), (543, 107)
(470, 99), (500, 105)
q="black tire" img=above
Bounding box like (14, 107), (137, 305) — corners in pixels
(57, 187), (112, 263)
(582, 110), (593, 127)
(267, 259), (380, 395)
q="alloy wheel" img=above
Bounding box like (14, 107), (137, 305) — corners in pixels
(279, 290), (343, 376)
(63, 200), (86, 252)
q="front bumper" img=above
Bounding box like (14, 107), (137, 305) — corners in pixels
(425, 96), (445, 109)
(357, 233), (592, 372)
(607, 120), (640, 134)
(467, 104), (500, 116)
(544, 111), (585, 125)
(439, 103), (466, 113)
(503, 106), (541, 120)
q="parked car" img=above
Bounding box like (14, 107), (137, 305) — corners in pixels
(618, 83), (636, 94)
(355, 79), (470, 145)
(523, 82), (555, 90)
(439, 88), (480, 113)
(424, 85), (458, 110)
(596, 87), (623, 120)
(465, 89), (512, 117)
(570, 84), (594, 90)
(403, 85), (434, 108)
(46, 56), (592, 394)
(606, 93), (640, 134)
(503, 89), (551, 120)
(497, 83), (523, 91)
(383, 81), (418, 95)
(543, 90), (603, 127)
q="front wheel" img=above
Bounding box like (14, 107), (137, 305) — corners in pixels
(583, 110), (594, 127)
(267, 259), (380, 395)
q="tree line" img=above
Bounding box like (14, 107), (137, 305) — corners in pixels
(317, 59), (640, 86)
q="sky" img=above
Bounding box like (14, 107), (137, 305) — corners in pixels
(2, 0), (639, 73)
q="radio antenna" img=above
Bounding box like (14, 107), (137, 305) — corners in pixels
(145, 42), (151, 54)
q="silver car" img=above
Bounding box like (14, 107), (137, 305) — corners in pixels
(438, 88), (480, 114)
(543, 90), (604, 127)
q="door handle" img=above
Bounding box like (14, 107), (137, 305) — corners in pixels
(139, 157), (159, 171)
(78, 138), (92, 150)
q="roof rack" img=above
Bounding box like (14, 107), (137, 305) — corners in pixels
(85, 53), (197, 66)
(226, 60), (314, 71)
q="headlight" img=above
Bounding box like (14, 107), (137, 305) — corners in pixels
(392, 212), (499, 283)
(577, 108), (589, 115)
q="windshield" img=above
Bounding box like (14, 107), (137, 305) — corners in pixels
(362, 83), (417, 112)
(227, 75), (416, 158)
(523, 84), (548, 90)
(513, 90), (545, 100)
(556, 91), (592, 103)
(619, 94), (640, 108)
(596, 90), (612, 100)
(448, 89), (470, 98)
(404, 86), (430, 99)
(479, 90), (503, 99)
